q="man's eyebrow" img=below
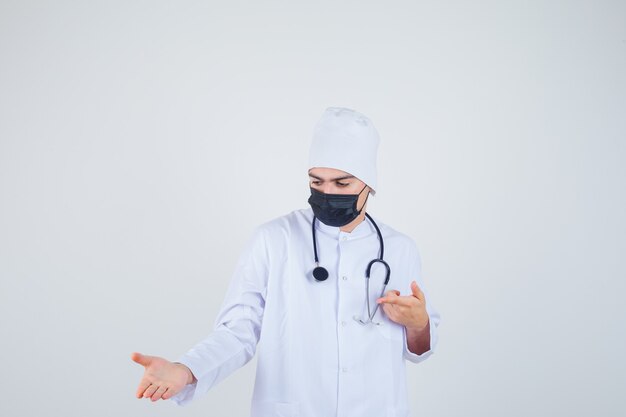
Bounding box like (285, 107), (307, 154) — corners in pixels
(308, 174), (355, 181)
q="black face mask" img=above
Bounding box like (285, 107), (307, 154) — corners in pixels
(308, 184), (369, 227)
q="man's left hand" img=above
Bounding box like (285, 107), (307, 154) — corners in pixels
(376, 280), (429, 331)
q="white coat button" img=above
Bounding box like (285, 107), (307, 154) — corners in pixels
(341, 321), (347, 327)
(342, 276), (348, 281)
(341, 236), (347, 241)
(341, 367), (348, 373)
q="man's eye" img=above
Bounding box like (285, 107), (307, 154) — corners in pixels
(311, 181), (321, 185)
(336, 182), (349, 187)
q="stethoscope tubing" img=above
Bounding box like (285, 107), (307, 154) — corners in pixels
(311, 213), (391, 325)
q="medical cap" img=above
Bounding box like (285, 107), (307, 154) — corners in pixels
(308, 107), (380, 195)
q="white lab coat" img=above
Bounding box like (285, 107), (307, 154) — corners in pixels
(171, 207), (441, 417)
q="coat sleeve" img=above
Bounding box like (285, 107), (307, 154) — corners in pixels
(403, 240), (442, 364)
(170, 225), (269, 406)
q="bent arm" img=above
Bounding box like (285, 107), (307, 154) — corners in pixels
(403, 241), (441, 363)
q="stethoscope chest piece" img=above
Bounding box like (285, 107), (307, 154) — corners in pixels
(313, 265), (329, 281)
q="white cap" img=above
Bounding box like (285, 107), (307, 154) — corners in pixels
(308, 107), (380, 195)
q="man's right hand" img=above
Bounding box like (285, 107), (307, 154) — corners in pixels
(131, 352), (197, 402)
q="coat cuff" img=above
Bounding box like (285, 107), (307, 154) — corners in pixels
(168, 356), (211, 406)
(403, 313), (439, 363)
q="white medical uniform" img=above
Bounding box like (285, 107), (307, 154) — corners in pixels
(171, 207), (441, 417)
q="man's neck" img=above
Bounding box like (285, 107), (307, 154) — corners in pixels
(340, 212), (366, 233)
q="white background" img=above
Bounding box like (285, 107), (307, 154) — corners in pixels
(1, 1), (625, 416)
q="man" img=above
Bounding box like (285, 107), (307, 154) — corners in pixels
(132, 107), (441, 417)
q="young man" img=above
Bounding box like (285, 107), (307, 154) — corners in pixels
(132, 107), (441, 417)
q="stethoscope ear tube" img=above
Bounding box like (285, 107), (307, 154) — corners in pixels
(362, 258), (391, 325)
(365, 258), (391, 285)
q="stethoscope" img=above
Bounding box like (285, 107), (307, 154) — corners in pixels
(311, 213), (391, 325)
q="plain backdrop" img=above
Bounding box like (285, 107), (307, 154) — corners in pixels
(1, 1), (625, 416)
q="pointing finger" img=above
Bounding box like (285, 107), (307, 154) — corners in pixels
(384, 289), (400, 297)
(377, 295), (413, 306)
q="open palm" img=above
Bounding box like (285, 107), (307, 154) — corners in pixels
(131, 352), (195, 402)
